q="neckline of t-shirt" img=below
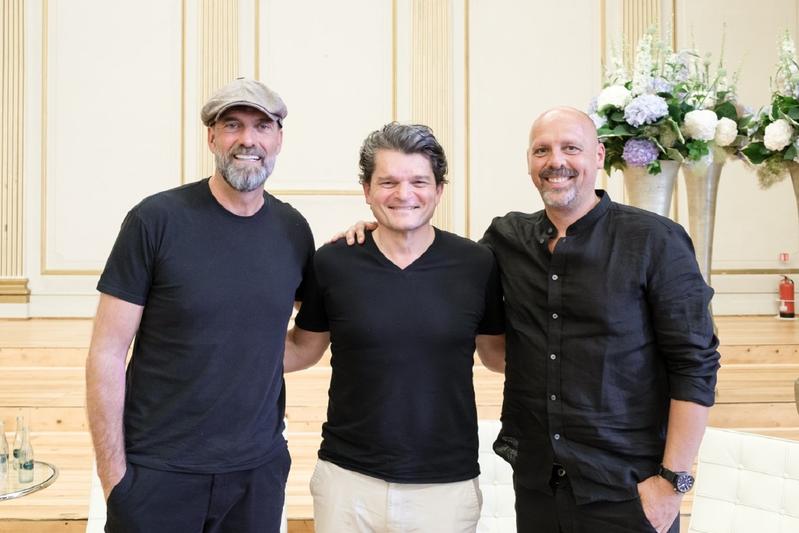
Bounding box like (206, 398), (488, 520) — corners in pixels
(365, 227), (440, 272)
(202, 177), (270, 221)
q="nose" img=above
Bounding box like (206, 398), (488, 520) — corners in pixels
(395, 181), (412, 199)
(547, 147), (566, 167)
(237, 126), (256, 147)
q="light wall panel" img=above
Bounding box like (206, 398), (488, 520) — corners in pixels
(675, 0), (799, 314)
(467, 0), (602, 238)
(258, 0), (394, 192)
(42, 0), (183, 273)
(273, 194), (375, 247)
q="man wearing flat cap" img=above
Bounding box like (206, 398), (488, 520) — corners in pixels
(86, 78), (313, 533)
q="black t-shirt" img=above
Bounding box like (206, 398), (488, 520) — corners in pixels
(295, 228), (504, 483)
(97, 178), (314, 473)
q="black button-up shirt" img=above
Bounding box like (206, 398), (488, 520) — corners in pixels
(481, 191), (720, 504)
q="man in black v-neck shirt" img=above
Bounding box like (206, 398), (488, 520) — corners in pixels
(284, 123), (506, 533)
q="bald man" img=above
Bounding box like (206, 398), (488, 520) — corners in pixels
(481, 107), (719, 532)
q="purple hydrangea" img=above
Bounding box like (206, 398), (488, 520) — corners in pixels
(624, 94), (669, 127)
(622, 138), (659, 167)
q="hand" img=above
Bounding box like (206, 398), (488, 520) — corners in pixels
(100, 461), (127, 501)
(637, 475), (683, 533)
(328, 221), (377, 245)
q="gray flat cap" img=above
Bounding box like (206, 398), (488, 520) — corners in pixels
(201, 78), (287, 127)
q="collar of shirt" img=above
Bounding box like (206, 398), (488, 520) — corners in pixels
(533, 190), (611, 244)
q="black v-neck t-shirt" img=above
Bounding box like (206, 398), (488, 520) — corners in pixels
(296, 228), (504, 483)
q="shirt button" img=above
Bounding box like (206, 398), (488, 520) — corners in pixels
(552, 313), (558, 319)
(538, 238), (545, 244)
(554, 433), (561, 440)
(550, 353), (557, 360)
(546, 228), (553, 234)
(550, 394), (557, 401)
(551, 274), (558, 281)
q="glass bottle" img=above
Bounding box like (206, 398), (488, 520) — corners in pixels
(12, 416), (23, 471)
(18, 426), (34, 483)
(0, 420), (8, 480)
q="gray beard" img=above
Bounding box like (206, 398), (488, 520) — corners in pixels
(542, 187), (577, 208)
(215, 151), (275, 192)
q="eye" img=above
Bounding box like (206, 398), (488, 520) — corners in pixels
(222, 121), (240, 132)
(257, 121), (275, 132)
(564, 145), (582, 154)
(532, 146), (549, 156)
(413, 179), (430, 187)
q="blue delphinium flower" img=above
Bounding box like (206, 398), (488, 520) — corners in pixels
(624, 94), (669, 127)
(622, 138), (659, 167)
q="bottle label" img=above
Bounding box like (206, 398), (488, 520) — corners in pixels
(21, 460), (33, 470)
(0, 455), (6, 464)
(13, 449), (19, 459)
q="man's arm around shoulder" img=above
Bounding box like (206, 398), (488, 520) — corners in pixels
(284, 319), (330, 373)
(476, 334), (505, 373)
(85, 293), (143, 500)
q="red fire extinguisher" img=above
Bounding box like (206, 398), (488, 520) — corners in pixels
(779, 275), (795, 318)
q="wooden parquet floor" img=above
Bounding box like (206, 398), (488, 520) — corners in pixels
(0, 316), (797, 532)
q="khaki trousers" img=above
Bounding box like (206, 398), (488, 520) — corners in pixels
(310, 459), (482, 533)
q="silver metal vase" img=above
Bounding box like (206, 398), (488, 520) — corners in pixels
(682, 154), (724, 287)
(622, 160), (680, 217)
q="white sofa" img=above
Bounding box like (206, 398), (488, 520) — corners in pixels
(477, 419), (516, 533)
(688, 427), (799, 533)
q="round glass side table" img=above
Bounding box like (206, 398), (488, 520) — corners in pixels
(0, 461), (59, 501)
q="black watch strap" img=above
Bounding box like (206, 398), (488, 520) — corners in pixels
(658, 464), (694, 493)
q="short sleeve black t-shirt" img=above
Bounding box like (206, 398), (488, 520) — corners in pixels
(97, 179), (314, 473)
(295, 228), (504, 483)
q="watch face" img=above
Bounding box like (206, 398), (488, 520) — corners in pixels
(675, 473), (694, 493)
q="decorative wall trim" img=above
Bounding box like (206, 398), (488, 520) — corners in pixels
(411, 0), (453, 231)
(1, 0), (25, 286)
(40, 0), (186, 275)
(0, 279), (30, 304)
(198, 0), (240, 181)
(464, 0), (471, 237)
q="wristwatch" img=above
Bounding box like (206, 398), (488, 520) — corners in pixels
(658, 465), (694, 493)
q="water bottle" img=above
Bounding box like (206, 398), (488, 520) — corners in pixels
(0, 420), (8, 480)
(18, 425), (34, 483)
(12, 416), (23, 471)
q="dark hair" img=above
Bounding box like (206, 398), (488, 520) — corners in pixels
(358, 122), (448, 185)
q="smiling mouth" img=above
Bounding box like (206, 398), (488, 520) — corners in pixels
(234, 154), (261, 162)
(389, 206), (419, 211)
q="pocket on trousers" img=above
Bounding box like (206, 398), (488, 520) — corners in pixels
(309, 461), (324, 496)
(633, 496), (658, 533)
(106, 463), (135, 504)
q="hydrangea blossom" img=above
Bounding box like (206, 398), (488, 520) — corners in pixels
(597, 85), (631, 110)
(622, 138), (659, 167)
(764, 118), (794, 151)
(683, 110), (719, 141)
(590, 113), (606, 130)
(714, 117), (738, 147)
(648, 77), (673, 94)
(624, 94), (669, 127)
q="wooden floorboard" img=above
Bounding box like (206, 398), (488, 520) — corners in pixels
(0, 316), (796, 528)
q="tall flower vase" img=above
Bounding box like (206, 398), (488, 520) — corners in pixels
(788, 163), (799, 229)
(682, 154), (724, 287)
(622, 160), (680, 217)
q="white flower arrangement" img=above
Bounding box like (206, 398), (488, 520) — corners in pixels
(742, 32), (799, 188)
(593, 28), (751, 174)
